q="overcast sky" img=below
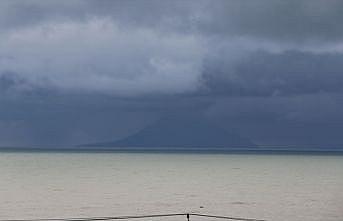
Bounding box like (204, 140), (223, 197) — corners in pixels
(1, 0), (343, 148)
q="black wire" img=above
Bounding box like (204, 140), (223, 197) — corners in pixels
(2, 213), (267, 221)
(2, 213), (188, 221)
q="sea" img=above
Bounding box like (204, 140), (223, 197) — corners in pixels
(0, 149), (342, 221)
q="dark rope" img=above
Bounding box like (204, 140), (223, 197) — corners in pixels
(2, 214), (187, 221)
(2, 213), (267, 221)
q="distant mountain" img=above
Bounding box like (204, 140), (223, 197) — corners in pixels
(81, 115), (257, 149)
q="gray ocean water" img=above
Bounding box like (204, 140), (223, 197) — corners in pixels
(0, 151), (342, 221)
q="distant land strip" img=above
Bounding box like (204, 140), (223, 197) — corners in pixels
(0, 146), (343, 155)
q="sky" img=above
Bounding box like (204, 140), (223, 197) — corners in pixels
(1, 0), (343, 148)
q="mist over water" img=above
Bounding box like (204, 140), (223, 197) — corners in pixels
(0, 151), (342, 221)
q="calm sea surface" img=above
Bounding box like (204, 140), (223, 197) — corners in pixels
(0, 151), (342, 221)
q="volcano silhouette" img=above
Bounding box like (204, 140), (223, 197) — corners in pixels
(82, 115), (257, 149)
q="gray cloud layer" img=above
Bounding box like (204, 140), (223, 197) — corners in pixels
(1, 0), (343, 147)
(1, 0), (343, 97)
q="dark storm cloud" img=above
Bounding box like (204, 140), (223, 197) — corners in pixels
(1, 0), (343, 97)
(1, 0), (343, 147)
(0, 0), (198, 32)
(2, 0), (343, 42)
(203, 50), (343, 96)
(200, 0), (343, 42)
(0, 16), (205, 96)
(205, 93), (343, 147)
(0, 93), (212, 146)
